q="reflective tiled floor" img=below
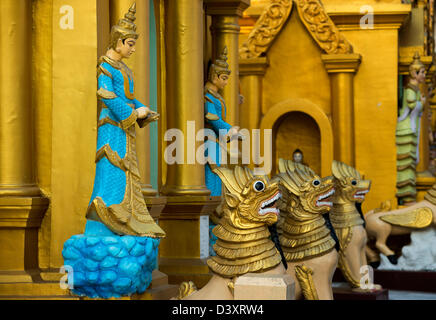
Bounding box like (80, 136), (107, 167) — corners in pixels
(388, 290), (436, 300)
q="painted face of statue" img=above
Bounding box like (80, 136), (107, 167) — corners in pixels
(213, 73), (229, 91)
(117, 38), (137, 59)
(293, 151), (303, 163)
(416, 67), (426, 83)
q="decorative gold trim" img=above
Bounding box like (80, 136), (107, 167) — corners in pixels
(98, 117), (121, 129)
(294, 265), (319, 300)
(207, 248), (281, 278)
(296, 0), (353, 54)
(281, 226), (331, 247)
(239, 0), (293, 59)
(334, 226), (353, 252)
(282, 239), (336, 262)
(330, 210), (364, 229)
(121, 68), (135, 100)
(213, 222), (271, 242)
(120, 110), (138, 130)
(95, 144), (128, 171)
(205, 113), (220, 121)
(227, 279), (235, 296)
(177, 281), (197, 300)
(97, 117), (135, 139)
(97, 88), (118, 100)
(214, 239), (275, 259)
(98, 65), (113, 79)
(205, 84), (227, 121)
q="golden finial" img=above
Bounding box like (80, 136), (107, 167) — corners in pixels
(209, 46), (231, 80)
(409, 51), (425, 75)
(109, 2), (139, 49)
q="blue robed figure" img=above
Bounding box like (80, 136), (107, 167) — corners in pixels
(62, 3), (165, 299)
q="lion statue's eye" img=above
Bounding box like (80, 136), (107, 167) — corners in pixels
(312, 179), (321, 187)
(351, 180), (357, 186)
(253, 180), (265, 192)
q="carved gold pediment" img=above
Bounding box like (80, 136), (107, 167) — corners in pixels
(239, 0), (353, 60)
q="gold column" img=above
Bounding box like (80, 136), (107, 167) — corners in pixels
(417, 81), (431, 173)
(160, 0), (209, 197)
(205, 0), (251, 127)
(0, 0), (49, 283)
(158, 0), (220, 288)
(239, 57), (268, 131)
(239, 57), (268, 169)
(415, 80), (436, 201)
(322, 54), (361, 167)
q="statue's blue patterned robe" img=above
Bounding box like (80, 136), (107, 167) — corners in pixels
(62, 56), (163, 299)
(85, 56), (164, 238)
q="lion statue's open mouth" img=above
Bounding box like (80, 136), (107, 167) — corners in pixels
(316, 188), (335, 208)
(353, 189), (369, 200)
(259, 192), (281, 216)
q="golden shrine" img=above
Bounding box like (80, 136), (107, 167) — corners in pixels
(0, 0), (435, 299)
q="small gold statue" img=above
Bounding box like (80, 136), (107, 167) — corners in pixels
(274, 159), (338, 300)
(178, 166), (287, 300)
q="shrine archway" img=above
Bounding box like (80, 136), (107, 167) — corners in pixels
(260, 98), (334, 177)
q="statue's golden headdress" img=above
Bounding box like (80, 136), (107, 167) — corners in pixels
(409, 52), (425, 75)
(278, 158), (316, 177)
(109, 3), (139, 50)
(332, 160), (361, 180)
(213, 166), (254, 199)
(209, 47), (231, 81)
(277, 159), (317, 196)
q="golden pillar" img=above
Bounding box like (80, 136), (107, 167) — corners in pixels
(159, 0), (220, 288)
(239, 57), (268, 131)
(239, 57), (268, 169)
(0, 0), (49, 282)
(415, 80), (436, 201)
(205, 0), (251, 127)
(322, 54), (361, 167)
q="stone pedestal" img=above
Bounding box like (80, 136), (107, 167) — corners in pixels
(234, 273), (295, 300)
(158, 196), (221, 288)
(333, 286), (389, 300)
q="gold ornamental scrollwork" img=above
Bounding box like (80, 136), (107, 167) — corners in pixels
(239, 0), (293, 59)
(296, 0), (353, 54)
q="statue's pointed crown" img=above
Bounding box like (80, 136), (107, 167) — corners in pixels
(213, 166), (254, 196)
(409, 51), (425, 74)
(211, 46), (231, 77)
(277, 159), (317, 195)
(332, 160), (361, 180)
(110, 3), (139, 48)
